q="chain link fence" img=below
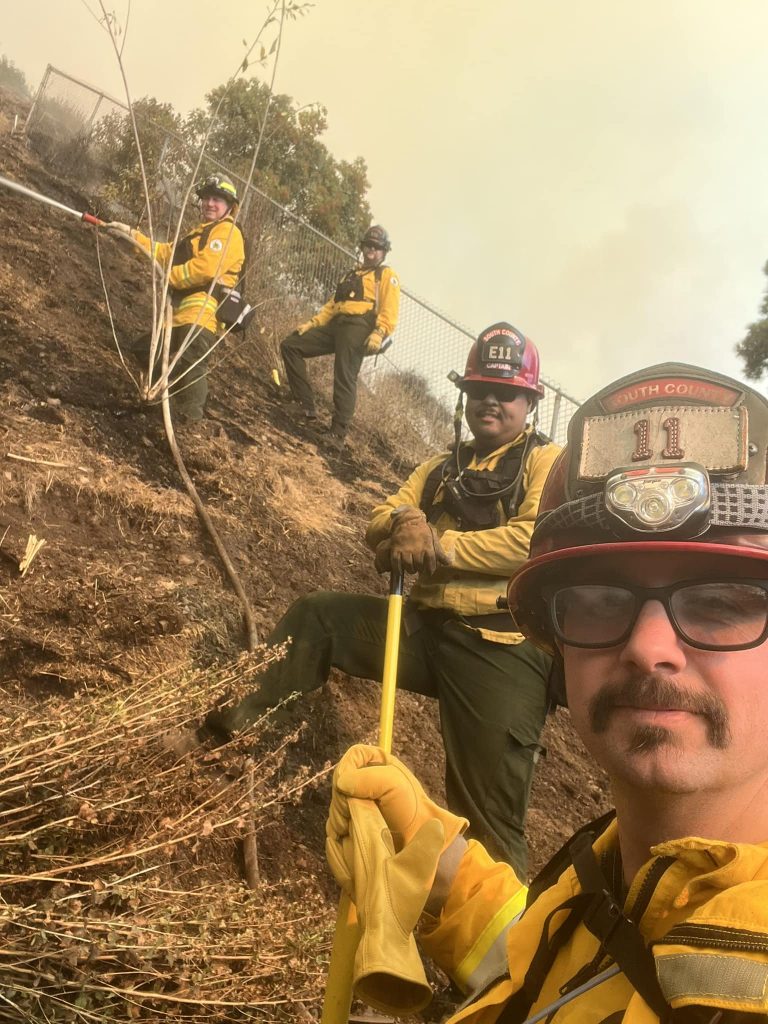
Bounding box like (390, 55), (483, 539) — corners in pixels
(24, 65), (580, 444)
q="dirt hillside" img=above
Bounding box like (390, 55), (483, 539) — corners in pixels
(0, 86), (610, 1021)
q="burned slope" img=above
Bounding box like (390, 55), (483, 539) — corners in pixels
(0, 88), (609, 1020)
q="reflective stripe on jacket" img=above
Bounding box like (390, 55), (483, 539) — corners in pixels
(365, 429), (561, 642)
(310, 264), (400, 337)
(133, 217), (245, 334)
(421, 823), (768, 1022)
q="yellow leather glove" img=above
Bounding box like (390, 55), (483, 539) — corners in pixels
(326, 797), (443, 1015)
(105, 221), (134, 237)
(296, 320), (314, 336)
(374, 506), (452, 576)
(364, 330), (384, 355)
(328, 744), (468, 856)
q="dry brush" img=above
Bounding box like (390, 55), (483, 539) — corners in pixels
(0, 651), (335, 1021)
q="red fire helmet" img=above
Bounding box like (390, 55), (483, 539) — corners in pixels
(507, 361), (768, 656)
(460, 322), (544, 398)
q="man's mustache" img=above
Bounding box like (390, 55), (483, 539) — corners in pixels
(588, 673), (730, 749)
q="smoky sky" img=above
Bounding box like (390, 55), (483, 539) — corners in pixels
(7, 1), (768, 401)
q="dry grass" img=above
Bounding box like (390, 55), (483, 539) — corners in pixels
(248, 452), (356, 537)
(1, 436), (196, 533)
(0, 652), (337, 1021)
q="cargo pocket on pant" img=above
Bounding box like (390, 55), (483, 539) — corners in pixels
(484, 730), (546, 839)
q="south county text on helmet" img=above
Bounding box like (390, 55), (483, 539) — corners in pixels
(507, 361), (768, 656)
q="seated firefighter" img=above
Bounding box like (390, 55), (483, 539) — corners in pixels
(193, 322), (561, 878)
(280, 224), (400, 449)
(107, 174), (245, 422)
(326, 361), (768, 1021)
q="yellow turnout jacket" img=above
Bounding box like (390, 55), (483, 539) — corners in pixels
(422, 821), (768, 1022)
(366, 428), (561, 642)
(134, 216), (245, 334)
(308, 264), (400, 338)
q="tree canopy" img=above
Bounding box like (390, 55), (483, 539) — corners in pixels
(189, 79), (371, 248)
(94, 77), (371, 250)
(93, 97), (190, 215)
(0, 55), (30, 98)
(736, 260), (768, 380)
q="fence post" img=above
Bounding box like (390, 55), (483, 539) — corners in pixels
(549, 391), (563, 442)
(24, 64), (52, 135)
(84, 94), (104, 135)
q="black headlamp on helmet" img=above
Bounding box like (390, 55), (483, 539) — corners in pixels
(195, 174), (239, 206)
(530, 363), (768, 554)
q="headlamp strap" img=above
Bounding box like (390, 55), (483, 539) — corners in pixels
(533, 482), (768, 545)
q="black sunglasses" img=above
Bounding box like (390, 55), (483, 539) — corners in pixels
(543, 579), (768, 652)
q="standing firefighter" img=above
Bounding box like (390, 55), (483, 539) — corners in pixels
(327, 361), (768, 1021)
(107, 174), (245, 422)
(188, 323), (560, 877)
(281, 224), (400, 449)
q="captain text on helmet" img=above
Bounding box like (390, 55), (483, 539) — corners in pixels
(107, 174), (245, 422)
(280, 224), (400, 449)
(326, 362), (768, 1022)
(193, 323), (560, 877)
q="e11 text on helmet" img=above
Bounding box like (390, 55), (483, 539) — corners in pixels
(459, 322), (545, 398)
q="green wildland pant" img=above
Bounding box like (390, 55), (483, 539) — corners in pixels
(205, 590), (551, 878)
(280, 312), (376, 433)
(128, 324), (216, 421)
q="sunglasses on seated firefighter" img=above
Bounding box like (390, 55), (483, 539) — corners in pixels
(461, 381), (529, 402)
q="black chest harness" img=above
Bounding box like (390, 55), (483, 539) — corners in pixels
(419, 431), (548, 532)
(493, 812), (760, 1024)
(171, 220), (234, 283)
(333, 264), (386, 305)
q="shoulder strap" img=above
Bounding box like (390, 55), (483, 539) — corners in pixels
(498, 812), (668, 1024)
(199, 221), (215, 249)
(498, 431), (549, 519)
(204, 217), (248, 291)
(228, 218), (247, 290)
(372, 264), (387, 318)
(525, 810), (616, 908)
(568, 832), (671, 1019)
(497, 817), (747, 1024)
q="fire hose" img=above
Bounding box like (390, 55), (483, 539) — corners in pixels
(0, 173), (105, 227)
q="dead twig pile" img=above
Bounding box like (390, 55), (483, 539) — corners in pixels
(0, 651), (335, 1021)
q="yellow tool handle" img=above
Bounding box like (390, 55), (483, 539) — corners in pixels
(321, 894), (359, 1023)
(320, 571), (404, 1024)
(378, 573), (403, 756)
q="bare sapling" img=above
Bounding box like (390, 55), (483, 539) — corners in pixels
(92, 0), (312, 651)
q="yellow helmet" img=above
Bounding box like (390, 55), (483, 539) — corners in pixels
(195, 174), (239, 206)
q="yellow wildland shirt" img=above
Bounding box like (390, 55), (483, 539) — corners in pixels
(309, 264), (400, 338)
(421, 823), (768, 1023)
(133, 217), (245, 334)
(366, 429), (561, 641)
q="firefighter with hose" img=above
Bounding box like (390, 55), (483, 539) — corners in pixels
(106, 174), (245, 423)
(177, 322), (561, 880)
(327, 361), (768, 1021)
